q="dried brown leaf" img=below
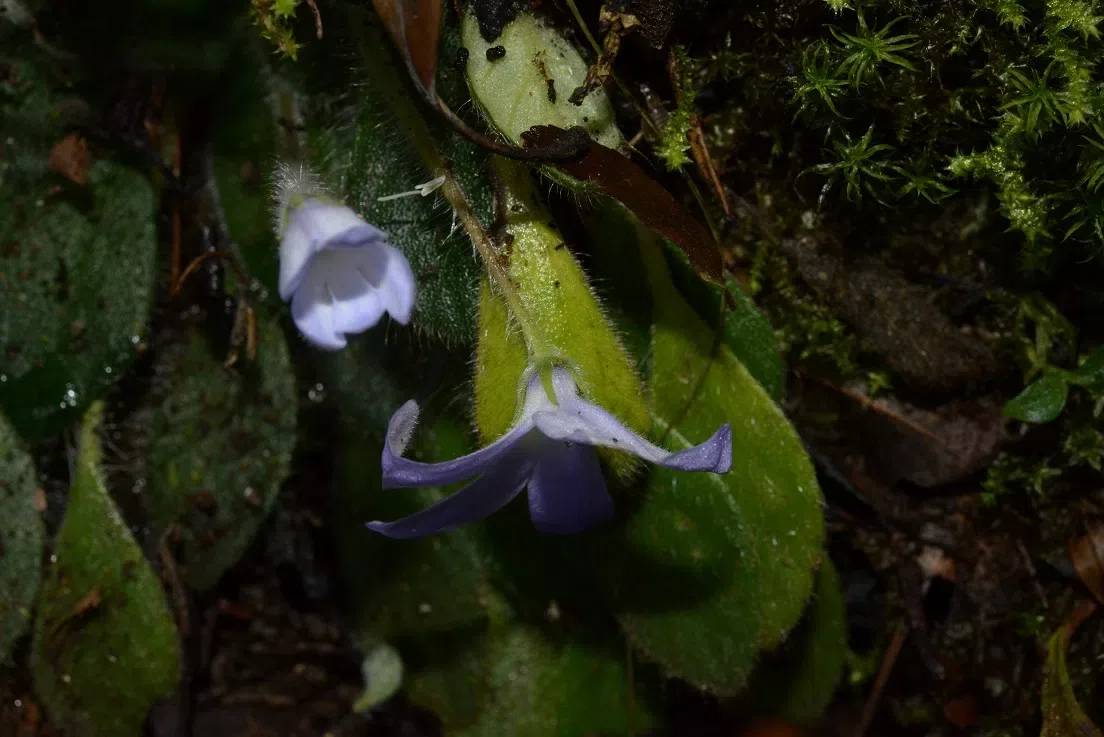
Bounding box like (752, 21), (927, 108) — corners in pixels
(48, 133), (90, 185)
(852, 397), (1006, 488)
(523, 124), (722, 282)
(782, 236), (997, 390)
(622, 0), (681, 48)
(1069, 526), (1104, 605)
(372, 0), (443, 93)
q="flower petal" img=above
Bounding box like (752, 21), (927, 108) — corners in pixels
(314, 248), (388, 334)
(366, 447), (534, 538)
(289, 271), (346, 350)
(527, 438), (614, 534)
(382, 400), (537, 488)
(535, 368), (732, 473)
(279, 200), (386, 300)
(375, 243), (416, 325)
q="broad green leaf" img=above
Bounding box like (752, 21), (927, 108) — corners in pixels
(723, 276), (786, 401)
(1003, 373), (1069, 423)
(31, 404), (181, 737)
(145, 316), (296, 590)
(474, 160), (649, 478)
(597, 205), (824, 694)
(746, 560), (846, 725)
(0, 410), (44, 659)
(461, 10), (622, 150)
(0, 159), (157, 438)
(0, 46), (157, 438)
(1069, 347), (1104, 391)
(1041, 613), (1103, 737)
(454, 625), (655, 737)
(661, 241), (785, 400)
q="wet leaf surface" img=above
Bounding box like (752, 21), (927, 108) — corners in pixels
(31, 404), (181, 737)
(0, 44), (157, 439)
(0, 159), (158, 438)
(145, 315), (296, 591)
(1003, 373), (1069, 424)
(0, 411), (44, 660)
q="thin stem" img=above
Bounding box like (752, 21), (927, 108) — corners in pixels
(354, 11), (550, 354)
(564, 0), (602, 54)
(562, 0), (662, 138)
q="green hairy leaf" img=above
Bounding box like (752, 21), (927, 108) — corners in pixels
(594, 204), (824, 694)
(32, 404), (181, 737)
(0, 410), (45, 660)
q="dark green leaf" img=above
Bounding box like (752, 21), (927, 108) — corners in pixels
(210, 37), (287, 292)
(304, 16), (491, 345)
(32, 404), (181, 737)
(1069, 347), (1104, 390)
(0, 159), (157, 438)
(1003, 373), (1069, 423)
(746, 561), (846, 725)
(661, 241), (785, 400)
(452, 625), (655, 737)
(146, 316), (296, 590)
(336, 404), (496, 727)
(595, 209), (824, 694)
(724, 276), (786, 401)
(0, 410), (45, 660)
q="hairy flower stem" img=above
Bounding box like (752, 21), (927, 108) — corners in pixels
(353, 10), (552, 356)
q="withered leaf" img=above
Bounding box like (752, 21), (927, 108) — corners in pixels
(48, 133), (90, 185)
(372, 0), (443, 93)
(1069, 525), (1104, 605)
(782, 236), (997, 390)
(619, 0), (681, 48)
(851, 396), (1006, 488)
(523, 124), (722, 283)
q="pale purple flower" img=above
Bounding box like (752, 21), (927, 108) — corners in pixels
(278, 197), (415, 350)
(367, 366), (732, 538)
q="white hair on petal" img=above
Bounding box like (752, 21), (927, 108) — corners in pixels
(270, 161), (329, 234)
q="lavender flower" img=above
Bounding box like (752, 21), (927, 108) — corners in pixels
(367, 366), (732, 538)
(276, 167), (415, 350)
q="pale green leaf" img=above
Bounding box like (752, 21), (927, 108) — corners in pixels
(461, 10), (622, 150)
(1041, 613), (1103, 737)
(474, 161), (649, 479)
(32, 404), (181, 737)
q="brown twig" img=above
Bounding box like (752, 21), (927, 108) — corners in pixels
(304, 0), (323, 39)
(854, 621), (909, 737)
(813, 374), (946, 444)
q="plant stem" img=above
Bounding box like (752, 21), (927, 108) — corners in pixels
(353, 9), (550, 354)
